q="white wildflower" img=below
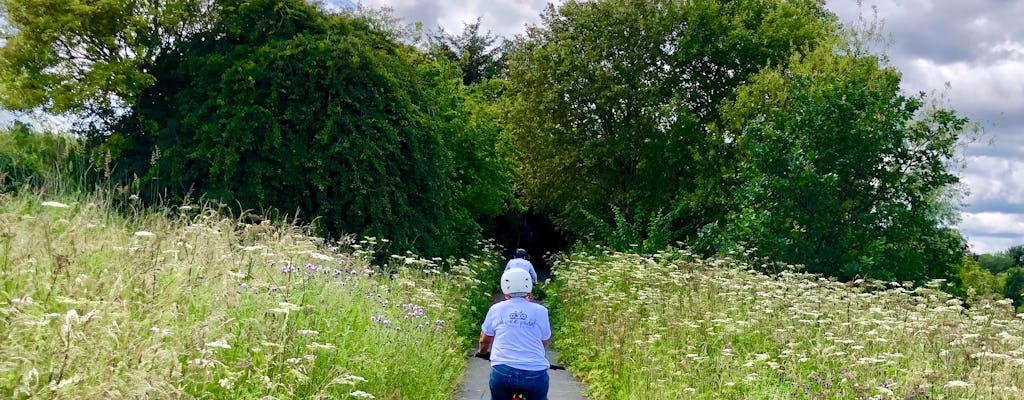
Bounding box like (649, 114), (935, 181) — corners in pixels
(134, 231), (156, 237)
(150, 327), (173, 336)
(42, 201), (70, 208)
(307, 342), (336, 350)
(205, 339), (231, 349)
(297, 329), (319, 336)
(310, 252), (334, 261)
(943, 381), (971, 389)
(350, 391), (375, 398)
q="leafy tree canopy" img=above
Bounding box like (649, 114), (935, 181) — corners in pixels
(0, 0), (216, 119)
(108, 0), (502, 257)
(702, 42), (971, 282)
(505, 0), (835, 244)
(427, 17), (509, 86)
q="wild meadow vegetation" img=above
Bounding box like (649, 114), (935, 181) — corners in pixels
(0, 188), (498, 399)
(4, 0), (1024, 398)
(550, 250), (1024, 399)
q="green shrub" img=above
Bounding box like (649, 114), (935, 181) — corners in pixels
(0, 122), (91, 193)
(107, 0), (498, 258)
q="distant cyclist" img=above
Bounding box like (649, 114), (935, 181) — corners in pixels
(505, 248), (538, 284)
(478, 268), (552, 399)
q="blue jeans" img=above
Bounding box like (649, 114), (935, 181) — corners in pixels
(489, 364), (549, 400)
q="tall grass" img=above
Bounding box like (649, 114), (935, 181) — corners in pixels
(0, 190), (496, 399)
(0, 123), (94, 195)
(549, 248), (1024, 399)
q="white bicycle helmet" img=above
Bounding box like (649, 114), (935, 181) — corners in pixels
(501, 268), (533, 296)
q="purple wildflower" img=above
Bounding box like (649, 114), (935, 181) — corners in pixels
(402, 304), (425, 319)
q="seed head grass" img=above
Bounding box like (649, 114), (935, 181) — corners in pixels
(0, 191), (494, 399)
(549, 248), (1024, 399)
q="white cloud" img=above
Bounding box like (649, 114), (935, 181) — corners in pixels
(960, 155), (1024, 209)
(358, 0), (547, 37)
(958, 212), (1024, 253)
(903, 55), (1024, 117)
(959, 212), (1024, 236)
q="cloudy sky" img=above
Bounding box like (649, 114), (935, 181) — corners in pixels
(3, 0), (1021, 253)
(346, 0), (1024, 254)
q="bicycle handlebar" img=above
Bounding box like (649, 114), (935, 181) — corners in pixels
(474, 352), (566, 370)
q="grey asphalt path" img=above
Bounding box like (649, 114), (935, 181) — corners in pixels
(456, 349), (588, 400)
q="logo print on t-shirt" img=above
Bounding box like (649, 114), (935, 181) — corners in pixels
(510, 310), (528, 321)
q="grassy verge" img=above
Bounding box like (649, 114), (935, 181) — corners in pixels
(0, 190), (494, 399)
(549, 248), (1024, 399)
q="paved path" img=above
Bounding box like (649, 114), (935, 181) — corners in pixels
(456, 349), (588, 400)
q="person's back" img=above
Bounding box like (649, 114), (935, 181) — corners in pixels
(504, 248), (538, 284)
(479, 268), (552, 400)
(484, 298), (550, 370)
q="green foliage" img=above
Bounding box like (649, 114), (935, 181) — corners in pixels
(1002, 267), (1024, 309)
(701, 44), (970, 282)
(0, 121), (91, 193)
(978, 252), (1014, 274)
(0, 0), (216, 118)
(950, 256), (1003, 301)
(505, 0), (834, 243)
(976, 244), (1024, 274)
(427, 17), (508, 85)
(576, 205), (681, 254)
(104, 0), (507, 257)
(1009, 245), (1024, 267)
(413, 55), (515, 256)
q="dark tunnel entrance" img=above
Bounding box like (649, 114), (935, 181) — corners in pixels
(482, 211), (569, 282)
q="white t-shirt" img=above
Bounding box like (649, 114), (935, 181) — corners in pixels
(505, 258), (538, 283)
(481, 297), (551, 371)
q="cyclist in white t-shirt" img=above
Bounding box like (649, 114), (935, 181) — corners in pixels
(477, 268), (552, 400)
(504, 248), (538, 284)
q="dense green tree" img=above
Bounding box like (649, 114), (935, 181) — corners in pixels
(0, 0), (216, 120)
(703, 45), (970, 282)
(1009, 244), (1024, 267)
(413, 53), (515, 253)
(505, 0), (834, 242)
(978, 252), (1015, 274)
(1003, 267), (1024, 309)
(110, 0), (477, 256)
(427, 17), (508, 85)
